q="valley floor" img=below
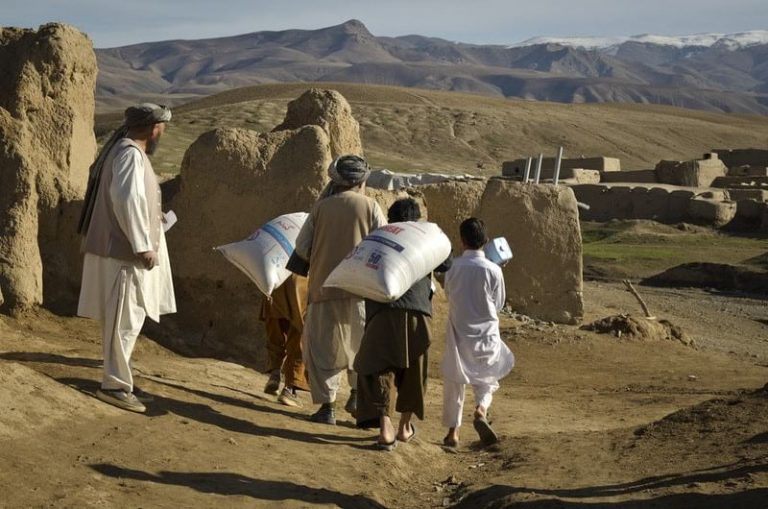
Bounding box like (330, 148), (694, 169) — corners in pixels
(1, 281), (766, 508)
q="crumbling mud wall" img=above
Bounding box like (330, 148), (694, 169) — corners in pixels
(420, 181), (487, 248)
(502, 156), (620, 178)
(163, 89), (397, 365)
(273, 88), (363, 158)
(571, 184), (753, 229)
(712, 175), (768, 189)
(479, 180), (583, 324)
(731, 200), (766, 230)
(600, 169), (658, 184)
(655, 155), (727, 188)
(0, 24), (97, 313)
(423, 179), (584, 324)
(573, 184), (696, 223)
(688, 197), (737, 228)
(164, 126), (331, 364)
(712, 148), (768, 169)
(366, 188), (428, 221)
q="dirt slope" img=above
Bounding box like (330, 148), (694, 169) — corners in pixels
(96, 83), (768, 176)
(1, 281), (767, 508)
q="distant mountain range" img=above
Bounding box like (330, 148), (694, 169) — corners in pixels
(512, 31), (768, 50)
(95, 20), (768, 115)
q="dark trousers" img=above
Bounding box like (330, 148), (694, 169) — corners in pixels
(356, 350), (428, 427)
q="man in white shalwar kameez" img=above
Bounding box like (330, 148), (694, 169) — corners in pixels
(442, 217), (514, 447)
(77, 103), (176, 413)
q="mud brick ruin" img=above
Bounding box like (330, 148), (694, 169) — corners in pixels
(499, 149), (768, 231)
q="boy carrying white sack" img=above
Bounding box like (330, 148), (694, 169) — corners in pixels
(442, 217), (515, 447)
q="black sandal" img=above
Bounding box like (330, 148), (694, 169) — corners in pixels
(375, 438), (397, 451)
(473, 416), (498, 446)
(442, 435), (458, 448)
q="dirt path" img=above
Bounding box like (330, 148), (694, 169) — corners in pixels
(1, 283), (767, 508)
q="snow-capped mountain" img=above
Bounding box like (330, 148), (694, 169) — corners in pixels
(512, 30), (768, 51)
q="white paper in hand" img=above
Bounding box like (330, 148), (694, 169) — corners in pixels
(323, 221), (451, 302)
(162, 210), (178, 233)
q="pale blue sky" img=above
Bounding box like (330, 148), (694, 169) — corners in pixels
(2, 0), (766, 48)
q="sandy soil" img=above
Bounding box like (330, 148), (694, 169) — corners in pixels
(0, 282), (766, 508)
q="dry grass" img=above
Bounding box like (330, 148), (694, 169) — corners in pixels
(95, 82), (768, 177)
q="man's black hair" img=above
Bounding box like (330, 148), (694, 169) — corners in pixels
(388, 198), (422, 223)
(459, 217), (488, 249)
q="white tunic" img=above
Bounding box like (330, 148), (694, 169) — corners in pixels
(441, 249), (514, 385)
(78, 148), (176, 323)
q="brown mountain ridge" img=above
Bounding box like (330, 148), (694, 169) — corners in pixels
(95, 20), (768, 114)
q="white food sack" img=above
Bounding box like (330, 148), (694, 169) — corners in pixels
(323, 221), (451, 302)
(214, 212), (308, 296)
(484, 237), (513, 266)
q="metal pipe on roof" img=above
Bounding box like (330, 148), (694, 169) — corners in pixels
(534, 153), (543, 184)
(553, 146), (564, 185)
(523, 157), (532, 182)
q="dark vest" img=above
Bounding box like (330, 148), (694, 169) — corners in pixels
(365, 275), (433, 324)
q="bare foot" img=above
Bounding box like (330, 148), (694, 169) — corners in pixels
(396, 423), (416, 442)
(396, 412), (415, 442)
(379, 416), (395, 445)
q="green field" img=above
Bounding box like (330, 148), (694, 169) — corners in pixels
(582, 220), (768, 280)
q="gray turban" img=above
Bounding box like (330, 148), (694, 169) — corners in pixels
(124, 103), (172, 127)
(329, 155), (370, 187)
(77, 102), (172, 234)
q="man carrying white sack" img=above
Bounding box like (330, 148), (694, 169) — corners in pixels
(77, 103), (176, 413)
(442, 218), (515, 447)
(291, 155), (386, 425)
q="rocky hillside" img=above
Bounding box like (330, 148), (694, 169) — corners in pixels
(96, 20), (768, 114)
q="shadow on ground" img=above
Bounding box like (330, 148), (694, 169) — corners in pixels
(0, 351), (101, 369)
(453, 460), (768, 508)
(56, 376), (372, 449)
(90, 464), (386, 509)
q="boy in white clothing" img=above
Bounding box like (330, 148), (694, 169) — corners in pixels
(441, 218), (515, 447)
